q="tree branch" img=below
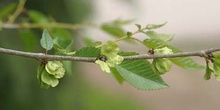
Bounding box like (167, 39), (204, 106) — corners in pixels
(0, 47), (220, 63)
(0, 47), (95, 62)
(1, 22), (98, 30)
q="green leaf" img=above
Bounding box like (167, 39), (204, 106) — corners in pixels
(116, 60), (168, 90)
(155, 59), (171, 73)
(111, 51), (139, 83)
(154, 47), (173, 54)
(110, 67), (124, 84)
(101, 41), (119, 58)
(112, 19), (134, 25)
(96, 60), (111, 73)
(143, 38), (167, 48)
(213, 63), (220, 81)
(0, 3), (17, 20)
(146, 22), (167, 30)
(213, 53), (220, 80)
(214, 53), (220, 67)
(45, 61), (65, 79)
(135, 24), (141, 30)
(41, 69), (59, 87)
(152, 59), (161, 75)
(152, 59), (172, 75)
(145, 31), (174, 41)
(62, 61), (73, 75)
(37, 64), (44, 81)
(214, 52), (220, 58)
(37, 64), (49, 88)
(106, 55), (124, 67)
(52, 29), (73, 49)
(82, 37), (101, 47)
(18, 29), (37, 51)
(28, 10), (50, 23)
(101, 24), (126, 37)
(75, 47), (100, 57)
(127, 31), (133, 37)
(40, 29), (54, 50)
(53, 45), (67, 55)
(170, 57), (205, 70)
(143, 39), (205, 70)
(0, 21), (2, 31)
(204, 63), (213, 80)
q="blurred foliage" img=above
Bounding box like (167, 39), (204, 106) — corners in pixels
(0, 0), (147, 110)
(25, 0), (94, 23)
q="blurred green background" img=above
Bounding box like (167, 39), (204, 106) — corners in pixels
(0, 0), (147, 110)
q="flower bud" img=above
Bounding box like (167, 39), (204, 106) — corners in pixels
(101, 41), (119, 58)
(154, 47), (173, 55)
(45, 61), (65, 79)
(95, 60), (110, 73)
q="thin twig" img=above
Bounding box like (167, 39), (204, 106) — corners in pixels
(7, 0), (27, 23)
(2, 22), (98, 30)
(0, 47), (95, 62)
(123, 48), (220, 60)
(0, 47), (219, 63)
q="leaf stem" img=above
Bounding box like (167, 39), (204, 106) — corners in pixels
(113, 27), (147, 42)
(129, 37), (145, 45)
(113, 36), (128, 42)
